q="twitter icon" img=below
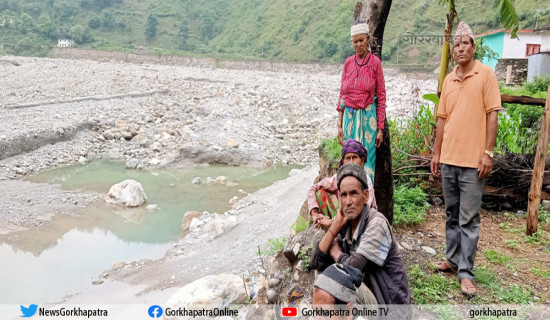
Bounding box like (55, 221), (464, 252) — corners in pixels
(20, 304), (38, 317)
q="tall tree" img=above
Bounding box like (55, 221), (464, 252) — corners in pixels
(358, 0), (395, 224)
(145, 14), (157, 40)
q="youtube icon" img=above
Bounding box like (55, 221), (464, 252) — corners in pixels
(281, 307), (298, 317)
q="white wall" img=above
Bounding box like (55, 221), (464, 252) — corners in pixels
(541, 34), (550, 53)
(502, 33), (543, 58)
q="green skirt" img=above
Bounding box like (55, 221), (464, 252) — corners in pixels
(341, 99), (377, 182)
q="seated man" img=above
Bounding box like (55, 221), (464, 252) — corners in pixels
(307, 139), (377, 230)
(310, 163), (410, 308)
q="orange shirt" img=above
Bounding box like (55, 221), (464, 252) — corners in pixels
(438, 60), (501, 168)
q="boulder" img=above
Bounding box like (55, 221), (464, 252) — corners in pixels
(228, 196), (239, 205)
(130, 134), (150, 148)
(227, 139), (239, 148)
(165, 274), (247, 307)
(105, 179), (147, 207)
(203, 217), (238, 237)
(125, 159), (140, 169)
(181, 211), (202, 231)
(189, 218), (204, 232)
(115, 120), (129, 131)
(102, 130), (114, 140)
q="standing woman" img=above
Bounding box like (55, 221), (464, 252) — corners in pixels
(336, 20), (386, 182)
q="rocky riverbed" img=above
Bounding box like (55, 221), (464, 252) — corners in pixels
(0, 56), (437, 304)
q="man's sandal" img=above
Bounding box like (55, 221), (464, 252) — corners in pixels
(461, 278), (477, 298)
(434, 260), (457, 273)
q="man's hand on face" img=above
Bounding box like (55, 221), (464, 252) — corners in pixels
(333, 207), (348, 232)
(478, 153), (493, 178)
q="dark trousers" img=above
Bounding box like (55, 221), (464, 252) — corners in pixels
(441, 163), (485, 281)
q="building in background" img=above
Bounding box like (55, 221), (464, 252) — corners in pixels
(475, 29), (543, 69)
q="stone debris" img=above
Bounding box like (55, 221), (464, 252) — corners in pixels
(0, 57), (437, 181)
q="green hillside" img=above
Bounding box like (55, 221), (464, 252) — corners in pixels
(0, 0), (548, 64)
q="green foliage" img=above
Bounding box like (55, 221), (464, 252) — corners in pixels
(393, 184), (428, 225)
(496, 112), (539, 155)
(320, 138), (342, 169)
(291, 216), (309, 234)
(539, 204), (549, 225)
(0, 0), (547, 61)
(88, 16), (101, 29)
(530, 268), (550, 279)
(263, 236), (287, 255)
(92, 0), (122, 11)
(101, 11), (116, 31)
(497, 76), (548, 155)
(493, 0), (520, 38)
(504, 239), (519, 250)
(474, 37), (498, 62)
(422, 93), (439, 105)
(524, 75), (549, 95)
(506, 104), (544, 128)
(389, 105), (434, 185)
(409, 265), (458, 304)
(483, 249), (511, 264)
(178, 20), (189, 50)
(523, 229), (546, 245)
(499, 284), (531, 304)
(145, 14), (158, 39)
(473, 266), (500, 290)
(298, 246), (312, 270)
(71, 25), (93, 44)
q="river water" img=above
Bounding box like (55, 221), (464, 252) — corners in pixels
(0, 161), (299, 303)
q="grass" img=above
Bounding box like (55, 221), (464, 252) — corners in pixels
(298, 246), (312, 270)
(320, 137), (341, 170)
(291, 216), (309, 234)
(530, 268), (550, 279)
(260, 236), (287, 256)
(483, 249), (512, 264)
(474, 266), (500, 291)
(504, 239), (519, 250)
(409, 264), (459, 304)
(499, 284), (532, 304)
(393, 184), (429, 225)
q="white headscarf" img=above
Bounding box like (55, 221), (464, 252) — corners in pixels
(351, 23), (369, 37)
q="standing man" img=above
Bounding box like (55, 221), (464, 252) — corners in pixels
(430, 21), (501, 297)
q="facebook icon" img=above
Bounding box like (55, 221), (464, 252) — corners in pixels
(148, 305), (163, 318)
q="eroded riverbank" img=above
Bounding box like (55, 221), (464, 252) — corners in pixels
(0, 56), (437, 304)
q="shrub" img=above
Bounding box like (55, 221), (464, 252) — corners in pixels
(389, 105), (434, 185)
(393, 184), (428, 225)
(292, 216), (309, 233)
(320, 137), (342, 169)
(523, 75), (549, 96)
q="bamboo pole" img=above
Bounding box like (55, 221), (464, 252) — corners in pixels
(433, 0), (455, 121)
(526, 79), (550, 236)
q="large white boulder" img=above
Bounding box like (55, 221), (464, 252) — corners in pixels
(165, 274), (247, 308)
(105, 179), (147, 207)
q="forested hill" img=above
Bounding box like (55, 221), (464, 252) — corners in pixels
(1, 0), (548, 65)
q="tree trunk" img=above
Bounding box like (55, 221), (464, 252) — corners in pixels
(360, 0), (394, 224)
(526, 79), (550, 235)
